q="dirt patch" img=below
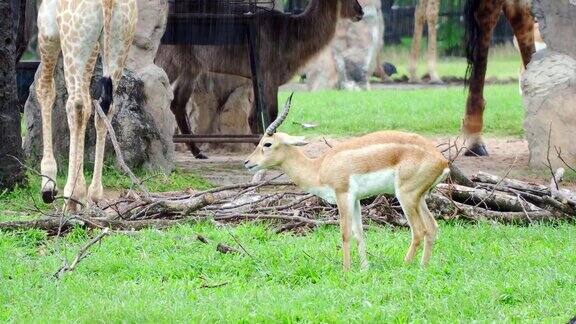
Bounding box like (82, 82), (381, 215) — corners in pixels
(176, 136), (574, 189)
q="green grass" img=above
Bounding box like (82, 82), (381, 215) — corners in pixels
(4, 50), (569, 322)
(381, 42), (521, 80)
(279, 84), (524, 137)
(1, 222), (575, 322)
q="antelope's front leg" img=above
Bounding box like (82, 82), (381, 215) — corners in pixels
(352, 199), (369, 270)
(336, 192), (352, 271)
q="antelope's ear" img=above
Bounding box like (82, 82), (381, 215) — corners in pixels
(277, 134), (308, 146)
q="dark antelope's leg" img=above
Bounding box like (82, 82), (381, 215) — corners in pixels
(503, 2), (535, 68)
(171, 77), (207, 159)
(248, 20), (269, 134)
(463, 1), (503, 157)
(265, 85), (279, 125)
(249, 84), (278, 135)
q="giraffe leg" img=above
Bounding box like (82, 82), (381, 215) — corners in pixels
(463, 2), (502, 157)
(503, 2), (535, 74)
(88, 0), (137, 203)
(59, 1), (103, 210)
(425, 0), (442, 84)
(62, 90), (87, 211)
(409, 0), (427, 82)
(36, 12), (61, 203)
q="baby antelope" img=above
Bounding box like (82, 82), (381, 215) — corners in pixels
(245, 94), (449, 271)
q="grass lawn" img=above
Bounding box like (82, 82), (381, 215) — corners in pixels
(382, 42), (521, 80)
(4, 46), (569, 322)
(279, 84), (524, 137)
(1, 167), (575, 322)
(1, 221), (575, 322)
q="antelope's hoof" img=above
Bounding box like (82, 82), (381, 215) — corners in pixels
(42, 188), (58, 204)
(195, 153), (208, 160)
(429, 79), (444, 85)
(464, 144), (489, 157)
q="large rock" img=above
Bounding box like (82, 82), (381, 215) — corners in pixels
(23, 0), (175, 172)
(179, 73), (254, 154)
(127, 0), (169, 71)
(522, 0), (576, 168)
(304, 0), (384, 90)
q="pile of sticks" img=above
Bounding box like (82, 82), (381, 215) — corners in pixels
(1, 168), (575, 234)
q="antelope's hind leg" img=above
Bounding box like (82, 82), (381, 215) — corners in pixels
(396, 191), (425, 264)
(418, 197), (439, 266)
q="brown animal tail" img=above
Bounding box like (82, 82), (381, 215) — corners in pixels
(99, 0), (115, 114)
(464, 0), (482, 86)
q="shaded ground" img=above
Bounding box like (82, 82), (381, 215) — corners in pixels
(176, 136), (572, 189)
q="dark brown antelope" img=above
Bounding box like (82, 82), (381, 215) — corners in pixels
(155, 0), (364, 159)
(463, 0), (535, 156)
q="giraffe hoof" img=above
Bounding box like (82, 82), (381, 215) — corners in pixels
(42, 188), (58, 204)
(464, 144), (489, 157)
(195, 153), (208, 160)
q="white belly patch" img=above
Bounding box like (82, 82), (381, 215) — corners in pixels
(307, 186), (337, 204)
(349, 169), (396, 199)
(307, 169), (396, 204)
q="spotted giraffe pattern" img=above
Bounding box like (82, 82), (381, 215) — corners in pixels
(409, 0), (441, 83)
(36, 0), (137, 210)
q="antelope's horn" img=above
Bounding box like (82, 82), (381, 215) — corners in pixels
(265, 92), (294, 135)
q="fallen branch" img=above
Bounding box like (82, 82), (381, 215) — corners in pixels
(54, 228), (110, 279)
(3, 169), (575, 236)
(436, 183), (540, 212)
(472, 172), (550, 196)
(448, 164), (475, 187)
(216, 243), (240, 254)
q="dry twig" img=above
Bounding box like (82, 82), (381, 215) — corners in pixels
(54, 228), (110, 279)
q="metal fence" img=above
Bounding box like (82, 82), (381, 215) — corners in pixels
(285, 0), (515, 53)
(383, 2), (515, 46)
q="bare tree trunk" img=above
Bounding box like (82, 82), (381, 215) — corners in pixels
(13, 0), (27, 61)
(0, 0), (27, 190)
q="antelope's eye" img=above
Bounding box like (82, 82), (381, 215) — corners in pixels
(263, 143), (272, 148)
